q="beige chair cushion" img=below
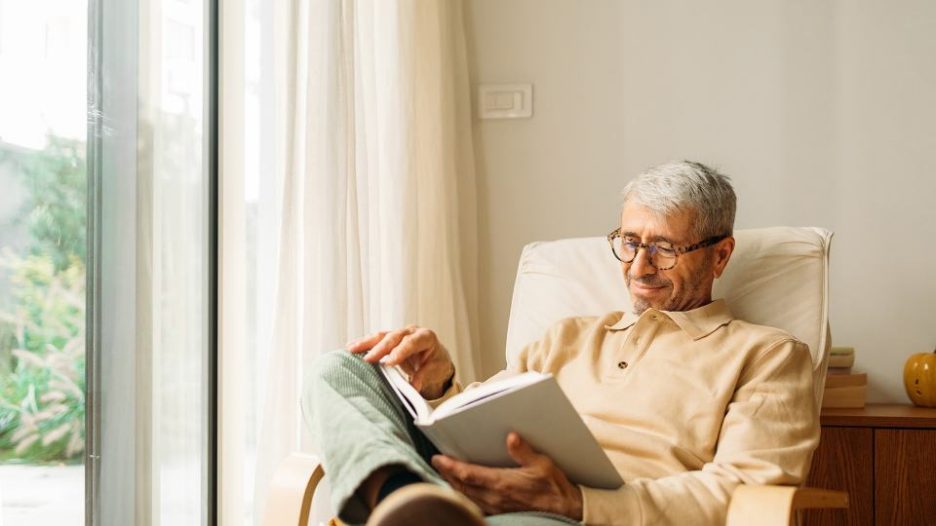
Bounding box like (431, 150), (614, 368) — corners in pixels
(505, 227), (833, 402)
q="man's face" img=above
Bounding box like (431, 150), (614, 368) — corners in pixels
(618, 201), (733, 314)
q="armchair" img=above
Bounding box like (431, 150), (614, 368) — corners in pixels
(505, 226), (845, 524)
(265, 227), (846, 525)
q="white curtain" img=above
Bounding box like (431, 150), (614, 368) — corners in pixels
(251, 0), (480, 520)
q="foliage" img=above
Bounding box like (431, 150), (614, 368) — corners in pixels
(0, 252), (85, 462)
(0, 137), (86, 463)
(0, 137), (87, 271)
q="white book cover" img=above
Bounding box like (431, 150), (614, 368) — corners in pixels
(380, 365), (623, 490)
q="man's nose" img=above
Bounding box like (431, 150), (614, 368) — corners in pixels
(629, 246), (656, 277)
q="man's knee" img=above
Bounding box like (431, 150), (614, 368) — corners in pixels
(308, 349), (378, 388)
(304, 350), (369, 424)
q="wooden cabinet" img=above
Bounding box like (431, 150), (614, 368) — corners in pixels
(802, 404), (936, 525)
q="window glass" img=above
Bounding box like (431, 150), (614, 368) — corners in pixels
(86, 0), (214, 523)
(0, 0), (88, 523)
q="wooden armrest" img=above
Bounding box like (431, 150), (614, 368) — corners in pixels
(262, 453), (326, 526)
(726, 486), (848, 526)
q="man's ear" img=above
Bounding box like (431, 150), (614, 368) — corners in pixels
(712, 236), (735, 279)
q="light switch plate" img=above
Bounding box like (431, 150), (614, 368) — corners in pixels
(478, 83), (533, 119)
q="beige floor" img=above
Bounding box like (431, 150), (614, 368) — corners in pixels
(0, 465), (83, 526)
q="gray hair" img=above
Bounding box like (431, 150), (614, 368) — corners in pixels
(621, 160), (736, 239)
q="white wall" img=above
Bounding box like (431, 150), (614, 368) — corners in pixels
(464, 0), (936, 403)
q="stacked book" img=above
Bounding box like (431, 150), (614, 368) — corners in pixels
(822, 346), (867, 409)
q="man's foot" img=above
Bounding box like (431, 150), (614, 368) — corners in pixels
(365, 483), (485, 526)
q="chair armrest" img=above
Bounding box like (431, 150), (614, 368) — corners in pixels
(262, 453), (326, 526)
(726, 485), (848, 526)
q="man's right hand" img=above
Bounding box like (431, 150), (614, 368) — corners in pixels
(346, 326), (455, 399)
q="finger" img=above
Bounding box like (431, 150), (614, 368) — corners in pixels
(410, 359), (452, 394)
(431, 454), (454, 474)
(433, 465), (491, 510)
(433, 459), (462, 489)
(437, 477), (496, 516)
(346, 331), (386, 353)
(386, 334), (421, 372)
(362, 328), (412, 363)
(506, 432), (546, 469)
(381, 328), (435, 366)
(442, 474), (513, 516)
(432, 456), (468, 493)
(449, 483), (500, 516)
(432, 455), (498, 487)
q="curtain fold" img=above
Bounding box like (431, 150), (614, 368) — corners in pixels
(252, 0), (480, 520)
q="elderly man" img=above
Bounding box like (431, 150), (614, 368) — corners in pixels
(304, 161), (819, 526)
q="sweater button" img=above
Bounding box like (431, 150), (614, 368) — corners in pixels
(617, 361), (628, 369)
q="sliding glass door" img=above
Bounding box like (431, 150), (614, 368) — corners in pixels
(0, 0), (216, 522)
(87, 0), (216, 524)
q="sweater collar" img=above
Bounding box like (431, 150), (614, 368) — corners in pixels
(604, 299), (734, 340)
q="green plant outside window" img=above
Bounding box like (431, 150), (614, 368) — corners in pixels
(0, 137), (86, 463)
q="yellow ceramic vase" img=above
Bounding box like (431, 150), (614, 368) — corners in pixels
(903, 349), (936, 408)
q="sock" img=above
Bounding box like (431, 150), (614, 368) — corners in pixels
(376, 469), (423, 504)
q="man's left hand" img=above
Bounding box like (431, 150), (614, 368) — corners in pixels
(431, 432), (584, 520)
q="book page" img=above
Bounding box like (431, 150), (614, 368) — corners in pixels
(379, 364), (432, 421)
(431, 372), (548, 421)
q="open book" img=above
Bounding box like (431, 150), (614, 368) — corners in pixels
(380, 365), (623, 489)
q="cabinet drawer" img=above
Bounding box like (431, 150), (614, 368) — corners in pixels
(874, 429), (936, 524)
(803, 427), (873, 526)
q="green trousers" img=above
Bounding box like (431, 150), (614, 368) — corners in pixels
(303, 350), (581, 525)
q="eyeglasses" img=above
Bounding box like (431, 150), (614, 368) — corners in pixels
(607, 228), (728, 270)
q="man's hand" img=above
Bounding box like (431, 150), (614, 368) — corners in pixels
(346, 326), (455, 399)
(431, 432), (584, 520)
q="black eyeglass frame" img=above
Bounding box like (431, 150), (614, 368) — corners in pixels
(606, 228), (729, 270)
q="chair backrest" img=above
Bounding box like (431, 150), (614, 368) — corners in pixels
(505, 227), (833, 406)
